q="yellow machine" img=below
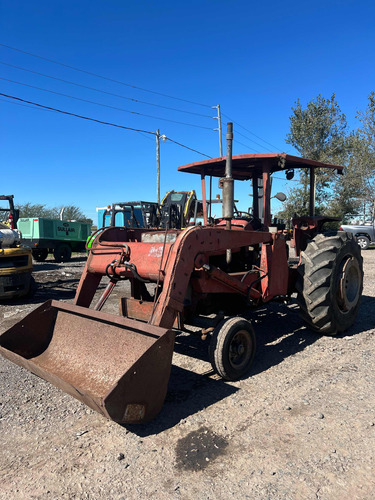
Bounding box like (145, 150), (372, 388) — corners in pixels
(0, 244), (33, 299)
(0, 195), (33, 299)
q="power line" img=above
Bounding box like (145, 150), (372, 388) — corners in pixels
(1, 93), (295, 169)
(0, 62), (213, 119)
(166, 137), (211, 159)
(0, 76), (214, 130)
(0, 43), (212, 108)
(273, 175), (300, 183)
(0, 92), (155, 134)
(0, 44), (289, 153)
(0, 97), (55, 112)
(222, 112), (286, 152)
(136, 130), (156, 142)
(234, 129), (275, 153)
(233, 139), (259, 154)
(1, 95), (164, 143)
(0, 92), (211, 158)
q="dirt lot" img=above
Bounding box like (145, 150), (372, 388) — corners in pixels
(0, 250), (374, 500)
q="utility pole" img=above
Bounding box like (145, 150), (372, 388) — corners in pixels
(209, 104), (223, 220)
(213, 104), (223, 157)
(156, 129), (160, 205)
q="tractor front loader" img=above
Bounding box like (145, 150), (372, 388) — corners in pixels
(0, 126), (363, 424)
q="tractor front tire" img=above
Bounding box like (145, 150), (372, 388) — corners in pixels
(297, 232), (363, 335)
(209, 317), (256, 380)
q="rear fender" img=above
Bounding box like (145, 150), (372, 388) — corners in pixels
(292, 216), (340, 256)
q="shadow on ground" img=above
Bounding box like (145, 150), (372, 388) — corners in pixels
(129, 302), (311, 436)
(32, 263), (61, 272)
(125, 365), (238, 437)
(341, 294), (375, 334)
(138, 296), (372, 435)
(173, 301), (315, 375)
(174, 295), (372, 372)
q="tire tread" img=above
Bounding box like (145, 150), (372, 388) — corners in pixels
(297, 231), (363, 335)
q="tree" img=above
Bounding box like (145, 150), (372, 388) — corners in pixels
(17, 203), (92, 225)
(279, 94), (349, 222)
(55, 205), (92, 224)
(329, 154), (364, 219)
(286, 93), (348, 163)
(352, 91), (375, 212)
(331, 92), (375, 221)
(17, 202), (57, 219)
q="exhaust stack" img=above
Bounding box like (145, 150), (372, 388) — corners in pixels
(222, 122), (234, 264)
(222, 122), (234, 221)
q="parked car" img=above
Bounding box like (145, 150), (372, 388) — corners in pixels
(340, 219), (375, 250)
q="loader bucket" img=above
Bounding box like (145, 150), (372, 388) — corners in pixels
(0, 300), (175, 424)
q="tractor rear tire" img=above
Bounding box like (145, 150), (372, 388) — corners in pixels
(54, 244), (72, 263)
(296, 232), (363, 335)
(209, 317), (256, 381)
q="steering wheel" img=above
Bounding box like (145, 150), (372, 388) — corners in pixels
(234, 211), (252, 219)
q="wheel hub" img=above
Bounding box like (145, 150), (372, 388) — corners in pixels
(338, 256), (361, 312)
(357, 238), (368, 249)
(229, 331), (252, 369)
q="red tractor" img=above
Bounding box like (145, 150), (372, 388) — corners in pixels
(0, 126), (363, 424)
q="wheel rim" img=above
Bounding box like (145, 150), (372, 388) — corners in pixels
(337, 256), (361, 312)
(228, 330), (253, 370)
(357, 238), (367, 249)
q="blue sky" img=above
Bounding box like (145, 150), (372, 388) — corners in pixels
(1, 0), (374, 222)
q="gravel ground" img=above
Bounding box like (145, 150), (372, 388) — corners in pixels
(0, 250), (374, 500)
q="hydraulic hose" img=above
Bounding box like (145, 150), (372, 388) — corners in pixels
(105, 260), (150, 283)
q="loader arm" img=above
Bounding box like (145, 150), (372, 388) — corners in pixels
(149, 225), (274, 328)
(75, 225), (276, 327)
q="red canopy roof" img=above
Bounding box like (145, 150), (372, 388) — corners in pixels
(178, 153), (344, 180)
